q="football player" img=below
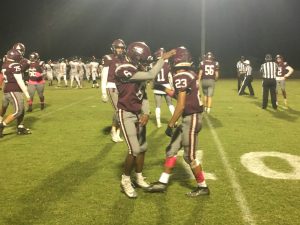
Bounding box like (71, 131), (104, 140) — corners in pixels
(89, 56), (99, 88)
(101, 39), (128, 142)
(198, 52), (219, 113)
(275, 55), (294, 106)
(146, 47), (210, 197)
(69, 57), (81, 88)
(152, 48), (175, 128)
(115, 42), (176, 198)
(27, 52), (46, 112)
(78, 58), (84, 88)
(57, 58), (68, 87)
(45, 60), (54, 86)
(84, 60), (92, 82)
(0, 49), (31, 137)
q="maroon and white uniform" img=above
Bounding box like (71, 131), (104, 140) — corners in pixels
(167, 70), (204, 164)
(199, 60), (219, 80)
(276, 62), (289, 81)
(19, 58), (30, 74)
(153, 60), (172, 94)
(28, 61), (45, 85)
(101, 54), (129, 127)
(1, 61), (27, 118)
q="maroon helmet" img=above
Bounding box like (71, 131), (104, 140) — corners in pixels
(111, 39), (126, 55)
(29, 52), (40, 62)
(6, 49), (23, 62)
(127, 42), (152, 67)
(205, 52), (214, 60)
(12, 43), (26, 56)
(154, 48), (165, 60)
(172, 46), (193, 67)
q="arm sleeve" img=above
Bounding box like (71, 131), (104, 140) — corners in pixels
(13, 73), (30, 99)
(141, 98), (150, 115)
(130, 59), (165, 81)
(101, 66), (109, 95)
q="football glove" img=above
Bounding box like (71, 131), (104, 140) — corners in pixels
(165, 125), (174, 137)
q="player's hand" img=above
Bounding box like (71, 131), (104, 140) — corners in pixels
(139, 114), (149, 126)
(162, 49), (176, 60)
(101, 94), (108, 103)
(165, 125), (174, 137)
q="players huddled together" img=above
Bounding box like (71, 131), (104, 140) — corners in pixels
(0, 40), (295, 199)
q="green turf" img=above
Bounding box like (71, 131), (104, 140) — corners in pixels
(0, 79), (299, 225)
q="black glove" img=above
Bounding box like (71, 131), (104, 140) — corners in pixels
(165, 125), (174, 137)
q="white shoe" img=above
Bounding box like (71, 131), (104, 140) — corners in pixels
(135, 176), (150, 188)
(117, 135), (124, 142)
(121, 176), (137, 198)
(111, 134), (119, 143)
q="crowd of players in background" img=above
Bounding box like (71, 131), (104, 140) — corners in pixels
(0, 40), (295, 199)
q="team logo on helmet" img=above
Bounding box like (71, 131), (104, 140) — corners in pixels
(29, 52), (40, 62)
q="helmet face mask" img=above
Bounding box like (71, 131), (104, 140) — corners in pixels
(29, 52), (39, 62)
(111, 39), (126, 56)
(205, 52), (214, 61)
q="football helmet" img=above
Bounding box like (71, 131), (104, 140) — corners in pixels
(172, 46), (193, 68)
(205, 51), (214, 60)
(12, 43), (26, 56)
(6, 49), (23, 62)
(265, 54), (272, 61)
(154, 48), (165, 60)
(275, 54), (283, 60)
(127, 42), (152, 68)
(111, 39), (126, 55)
(29, 52), (40, 62)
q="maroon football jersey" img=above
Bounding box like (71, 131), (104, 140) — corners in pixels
(276, 62), (288, 77)
(154, 61), (171, 86)
(199, 60), (219, 80)
(28, 61), (45, 82)
(173, 70), (203, 116)
(115, 63), (147, 114)
(1, 61), (23, 93)
(102, 54), (129, 84)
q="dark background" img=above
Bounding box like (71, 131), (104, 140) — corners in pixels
(1, 0), (299, 76)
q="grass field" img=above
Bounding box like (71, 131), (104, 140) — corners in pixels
(0, 79), (299, 225)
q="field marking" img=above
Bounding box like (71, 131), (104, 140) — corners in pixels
(241, 151), (300, 180)
(177, 150), (217, 180)
(204, 115), (256, 225)
(38, 96), (95, 119)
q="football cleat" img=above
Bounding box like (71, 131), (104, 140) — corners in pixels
(134, 176), (150, 188)
(121, 178), (137, 198)
(145, 181), (167, 193)
(186, 186), (210, 197)
(17, 126), (32, 135)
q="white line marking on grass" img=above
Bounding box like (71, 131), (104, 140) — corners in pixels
(177, 150), (217, 180)
(204, 115), (256, 225)
(38, 96), (95, 119)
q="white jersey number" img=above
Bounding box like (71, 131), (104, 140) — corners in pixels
(175, 78), (187, 89)
(204, 65), (215, 76)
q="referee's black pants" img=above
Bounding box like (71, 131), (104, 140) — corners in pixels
(262, 78), (277, 109)
(239, 75), (254, 95)
(238, 73), (246, 92)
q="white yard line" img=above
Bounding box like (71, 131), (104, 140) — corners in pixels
(204, 115), (256, 225)
(38, 96), (95, 119)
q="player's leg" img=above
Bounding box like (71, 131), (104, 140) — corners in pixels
(118, 109), (140, 198)
(0, 94), (10, 137)
(108, 88), (123, 142)
(248, 76), (255, 96)
(165, 95), (175, 115)
(63, 74), (68, 87)
(280, 80), (287, 106)
(182, 114), (209, 197)
(206, 79), (215, 113)
(36, 84), (45, 110)
(146, 126), (183, 192)
(27, 84), (36, 112)
(154, 94), (162, 128)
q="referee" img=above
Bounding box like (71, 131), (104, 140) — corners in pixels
(236, 56), (247, 92)
(260, 54), (278, 109)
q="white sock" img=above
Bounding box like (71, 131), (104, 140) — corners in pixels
(122, 174), (131, 182)
(159, 172), (170, 184)
(207, 107), (211, 113)
(169, 105), (175, 115)
(198, 181), (207, 187)
(136, 172), (143, 180)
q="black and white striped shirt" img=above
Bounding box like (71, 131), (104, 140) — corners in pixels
(237, 61), (246, 73)
(260, 62), (278, 79)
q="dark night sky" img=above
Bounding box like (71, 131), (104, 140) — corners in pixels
(1, 0), (299, 76)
